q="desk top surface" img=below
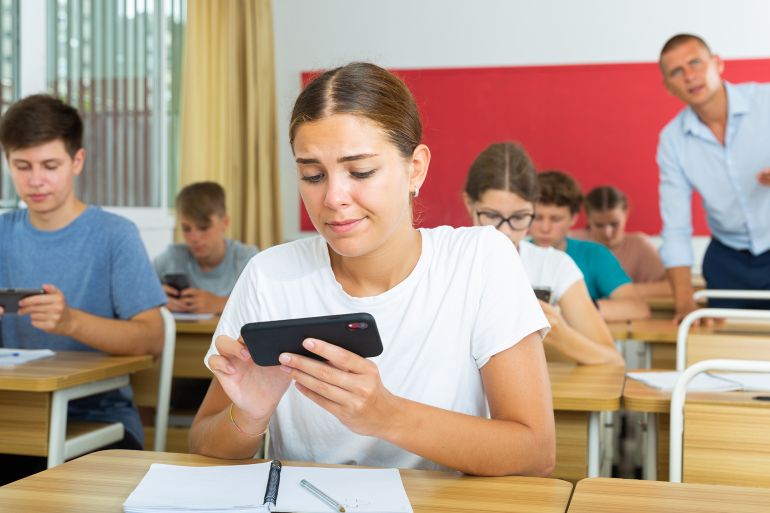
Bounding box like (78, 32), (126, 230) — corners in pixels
(623, 369), (770, 413)
(568, 478), (770, 513)
(622, 318), (770, 344)
(175, 317), (220, 335)
(548, 363), (626, 411)
(0, 351), (152, 392)
(0, 450), (573, 513)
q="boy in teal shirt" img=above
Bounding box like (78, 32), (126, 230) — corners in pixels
(529, 171), (650, 321)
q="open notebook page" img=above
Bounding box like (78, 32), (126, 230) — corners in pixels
(123, 462), (413, 513)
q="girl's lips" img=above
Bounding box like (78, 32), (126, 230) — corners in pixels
(326, 218), (363, 233)
(27, 194), (49, 202)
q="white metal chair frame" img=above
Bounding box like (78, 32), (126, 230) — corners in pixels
(693, 289), (770, 304)
(47, 307), (175, 467)
(153, 307), (176, 451)
(675, 308), (770, 371)
(669, 358), (770, 483)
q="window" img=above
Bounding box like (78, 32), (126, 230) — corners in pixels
(45, 0), (185, 208)
(0, 0), (18, 207)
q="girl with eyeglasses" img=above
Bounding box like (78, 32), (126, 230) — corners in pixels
(190, 64), (556, 476)
(464, 142), (623, 366)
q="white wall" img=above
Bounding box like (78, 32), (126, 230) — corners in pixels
(272, 0), (770, 271)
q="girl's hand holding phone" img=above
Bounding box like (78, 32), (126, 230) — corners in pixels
(208, 334), (292, 423)
(278, 338), (400, 438)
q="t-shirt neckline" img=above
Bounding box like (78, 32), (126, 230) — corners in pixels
(318, 228), (432, 306)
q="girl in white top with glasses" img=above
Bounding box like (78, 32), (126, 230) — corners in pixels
(464, 142), (623, 366)
(189, 63), (556, 476)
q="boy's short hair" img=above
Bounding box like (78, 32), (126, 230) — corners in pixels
(659, 33), (711, 62)
(536, 170), (583, 215)
(0, 94), (83, 157)
(175, 182), (227, 227)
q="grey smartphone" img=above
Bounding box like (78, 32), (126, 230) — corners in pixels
(533, 287), (552, 303)
(163, 273), (191, 296)
(241, 313), (384, 366)
(0, 288), (46, 314)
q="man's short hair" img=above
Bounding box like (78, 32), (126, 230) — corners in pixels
(0, 95), (83, 157)
(659, 33), (712, 62)
(175, 182), (227, 227)
(536, 170), (583, 215)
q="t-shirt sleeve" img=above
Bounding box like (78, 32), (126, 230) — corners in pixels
(471, 229), (550, 368)
(152, 247), (172, 280)
(205, 257), (262, 368)
(594, 244), (632, 299)
(110, 222), (167, 319)
(551, 251), (583, 301)
(233, 242), (259, 277)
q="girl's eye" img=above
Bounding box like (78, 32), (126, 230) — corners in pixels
(351, 170), (375, 179)
(301, 174), (324, 184)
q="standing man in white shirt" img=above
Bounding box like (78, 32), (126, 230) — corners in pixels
(657, 33), (770, 321)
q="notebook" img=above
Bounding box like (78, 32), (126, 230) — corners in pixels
(123, 460), (414, 513)
(0, 348), (55, 367)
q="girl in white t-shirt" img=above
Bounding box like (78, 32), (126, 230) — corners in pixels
(190, 63), (556, 476)
(463, 142), (623, 366)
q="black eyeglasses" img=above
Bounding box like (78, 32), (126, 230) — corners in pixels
(476, 210), (535, 231)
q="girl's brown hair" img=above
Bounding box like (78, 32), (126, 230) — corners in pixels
(289, 62), (422, 159)
(464, 142), (539, 203)
(584, 185), (628, 214)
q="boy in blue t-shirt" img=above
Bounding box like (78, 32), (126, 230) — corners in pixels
(0, 95), (167, 484)
(529, 170), (650, 321)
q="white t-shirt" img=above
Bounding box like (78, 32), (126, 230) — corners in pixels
(206, 226), (548, 470)
(517, 240), (584, 304)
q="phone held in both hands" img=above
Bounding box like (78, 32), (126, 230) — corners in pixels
(241, 313), (384, 366)
(163, 273), (191, 296)
(0, 288), (45, 314)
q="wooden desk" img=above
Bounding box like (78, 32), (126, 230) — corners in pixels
(617, 319), (770, 370)
(0, 450), (574, 513)
(0, 352), (152, 466)
(568, 477), (770, 513)
(173, 318), (218, 379)
(548, 363), (625, 481)
(645, 295), (675, 319)
(623, 372), (770, 486)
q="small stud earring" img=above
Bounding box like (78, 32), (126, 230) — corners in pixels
(412, 186), (420, 198)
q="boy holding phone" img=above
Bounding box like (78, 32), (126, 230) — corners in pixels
(153, 182), (258, 315)
(0, 95), (166, 483)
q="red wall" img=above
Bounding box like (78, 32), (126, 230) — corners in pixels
(300, 59), (770, 234)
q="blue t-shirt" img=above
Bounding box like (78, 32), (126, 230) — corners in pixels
(564, 237), (631, 301)
(0, 206), (167, 446)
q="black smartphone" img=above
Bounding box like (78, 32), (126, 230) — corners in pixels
(241, 313), (384, 366)
(163, 273), (191, 295)
(533, 287), (552, 303)
(0, 288), (46, 314)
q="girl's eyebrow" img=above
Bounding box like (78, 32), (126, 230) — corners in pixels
(296, 153), (379, 165)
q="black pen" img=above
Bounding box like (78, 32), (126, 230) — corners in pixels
(263, 460), (282, 509)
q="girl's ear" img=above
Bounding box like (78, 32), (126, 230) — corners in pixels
(408, 144), (430, 195)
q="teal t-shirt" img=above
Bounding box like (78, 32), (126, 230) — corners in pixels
(564, 237), (631, 301)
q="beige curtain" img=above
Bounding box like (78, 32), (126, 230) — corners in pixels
(179, 0), (281, 249)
